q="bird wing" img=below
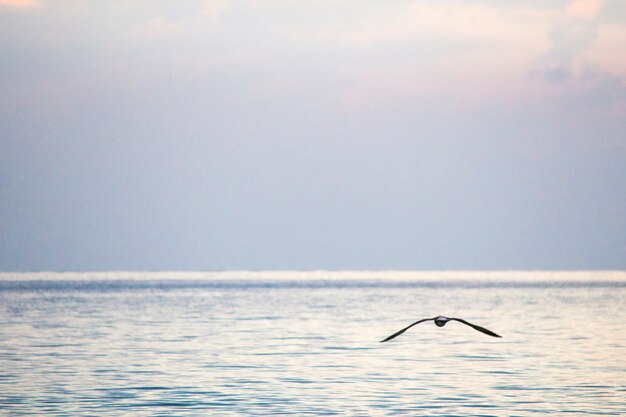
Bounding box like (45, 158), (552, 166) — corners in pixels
(380, 318), (435, 342)
(450, 318), (502, 338)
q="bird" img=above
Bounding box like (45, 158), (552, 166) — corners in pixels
(380, 315), (502, 342)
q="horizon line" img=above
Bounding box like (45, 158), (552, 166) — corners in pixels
(1, 270), (625, 282)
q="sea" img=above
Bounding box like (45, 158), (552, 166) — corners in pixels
(1, 271), (625, 416)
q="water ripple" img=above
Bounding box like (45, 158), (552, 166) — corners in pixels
(1, 272), (625, 416)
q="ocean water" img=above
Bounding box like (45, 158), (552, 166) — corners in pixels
(1, 271), (625, 416)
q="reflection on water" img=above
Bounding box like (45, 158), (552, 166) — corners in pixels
(1, 271), (625, 415)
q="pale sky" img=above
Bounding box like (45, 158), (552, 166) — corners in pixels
(1, 0), (625, 271)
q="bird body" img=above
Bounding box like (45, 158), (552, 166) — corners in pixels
(380, 315), (501, 342)
(434, 315), (449, 327)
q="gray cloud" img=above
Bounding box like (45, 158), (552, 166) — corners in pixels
(538, 13), (601, 82)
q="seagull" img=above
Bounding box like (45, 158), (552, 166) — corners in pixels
(380, 315), (502, 342)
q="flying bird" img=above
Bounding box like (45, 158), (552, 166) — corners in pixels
(380, 315), (502, 342)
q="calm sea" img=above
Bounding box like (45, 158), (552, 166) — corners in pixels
(1, 271), (625, 416)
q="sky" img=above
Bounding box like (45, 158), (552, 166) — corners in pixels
(1, 0), (625, 271)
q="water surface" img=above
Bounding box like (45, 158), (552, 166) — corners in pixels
(1, 271), (625, 415)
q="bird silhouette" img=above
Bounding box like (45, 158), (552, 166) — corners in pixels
(380, 315), (502, 342)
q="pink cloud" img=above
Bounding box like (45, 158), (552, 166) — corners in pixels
(566, 0), (606, 18)
(0, 0), (37, 6)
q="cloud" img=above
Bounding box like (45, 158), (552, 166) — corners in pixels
(306, 3), (553, 104)
(566, 0), (605, 18)
(568, 67), (626, 114)
(0, 0), (38, 8)
(126, 2), (229, 41)
(200, 0), (230, 20)
(128, 17), (184, 40)
(314, 3), (550, 47)
(532, 0), (626, 116)
(538, 0), (606, 81)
